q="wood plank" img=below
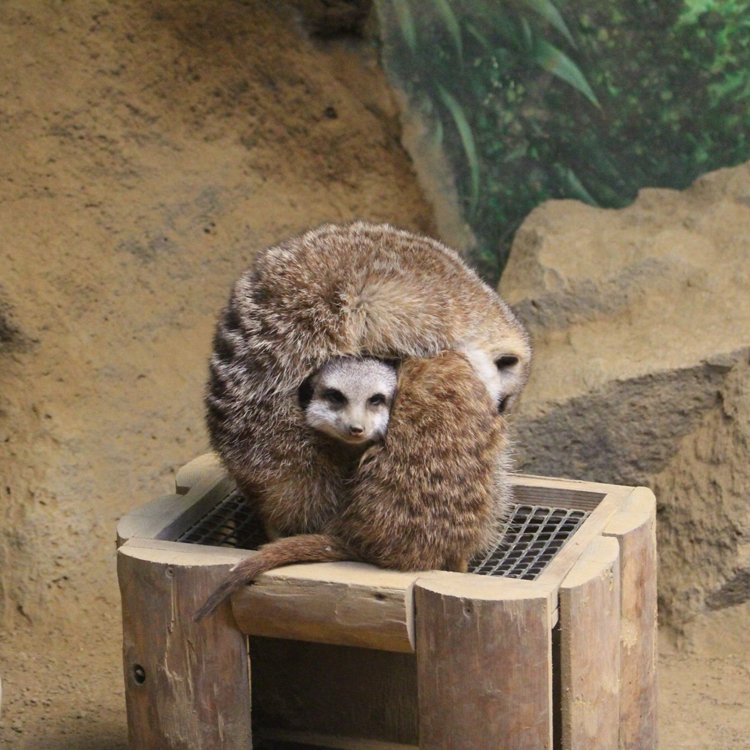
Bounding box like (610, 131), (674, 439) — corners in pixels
(510, 473), (634, 498)
(116, 492), (194, 547)
(235, 566), (562, 651)
(558, 536), (621, 750)
(118, 538), (252, 750)
(414, 574), (555, 750)
(119, 540), (419, 652)
(116, 461), (650, 748)
(232, 561), (422, 653)
(119, 537), (251, 566)
(603, 486), (658, 750)
(174, 451), (223, 494)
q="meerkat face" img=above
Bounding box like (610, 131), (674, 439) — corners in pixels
(459, 345), (529, 414)
(303, 357), (398, 446)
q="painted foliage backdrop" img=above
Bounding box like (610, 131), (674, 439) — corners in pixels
(376, 0), (750, 279)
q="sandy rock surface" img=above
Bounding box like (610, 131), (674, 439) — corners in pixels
(503, 167), (750, 404)
(0, 1), (748, 747)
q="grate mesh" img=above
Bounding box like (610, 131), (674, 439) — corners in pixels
(178, 490), (268, 550)
(176, 489), (592, 581)
(468, 505), (589, 580)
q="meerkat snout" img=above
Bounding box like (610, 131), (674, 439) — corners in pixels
(303, 357), (398, 446)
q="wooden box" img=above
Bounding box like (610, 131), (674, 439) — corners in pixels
(117, 454), (657, 750)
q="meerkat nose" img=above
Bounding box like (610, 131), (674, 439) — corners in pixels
(349, 425), (364, 436)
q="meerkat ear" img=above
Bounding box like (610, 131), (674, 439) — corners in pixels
(494, 354), (527, 414)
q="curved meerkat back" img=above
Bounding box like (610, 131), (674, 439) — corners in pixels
(205, 221), (530, 539)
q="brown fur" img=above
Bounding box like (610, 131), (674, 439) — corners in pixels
(337, 351), (508, 570)
(205, 221), (530, 541)
(195, 351), (508, 620)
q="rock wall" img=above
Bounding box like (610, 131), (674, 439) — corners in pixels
(500, 163), (750, 632)
(0, 0), (433, 634)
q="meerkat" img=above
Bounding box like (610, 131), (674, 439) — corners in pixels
(195, 350), (507, 620)
(205, 221), (530, 545)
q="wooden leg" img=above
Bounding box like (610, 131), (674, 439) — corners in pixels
(414, 575), (554, 750)
(558, 536), (621, 749)
(603, 487), (658, 750)
(118, 539), (252, 750)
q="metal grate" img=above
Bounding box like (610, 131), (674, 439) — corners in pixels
(469, 504), (590, 580)
(177, 490), (268, 550)
(177, 489), (592, 581)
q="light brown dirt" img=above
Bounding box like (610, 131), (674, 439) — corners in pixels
(0, 1), (747, 748)
(659, 604), (750, 749)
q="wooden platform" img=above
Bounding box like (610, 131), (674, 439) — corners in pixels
(117, 453), (657, 749)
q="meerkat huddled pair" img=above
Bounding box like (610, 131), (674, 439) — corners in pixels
(196, 222), (530, 620)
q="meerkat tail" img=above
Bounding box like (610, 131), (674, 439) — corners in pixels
(194, 534), (352, 621)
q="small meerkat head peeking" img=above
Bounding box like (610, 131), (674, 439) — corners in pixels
(301, 356), (398, 446)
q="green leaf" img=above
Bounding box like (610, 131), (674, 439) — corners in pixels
(504, 145), (528, 163)
(517, 0), (578, 48)
(433, 0), (463, 61)
(563, 168), (599, 206)
(521, 17), (533, 52)
(432, 116), (444, 149)
(436, 83), (481, 216)
(391, 0), (417, 54)
(465, 21), (491, 50)
(531, 38), (600, 107)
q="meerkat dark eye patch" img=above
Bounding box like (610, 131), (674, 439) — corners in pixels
(368, 393), (386, 406)
(495, 355), (519, 370)
(298, 375), (314, 409)
(322, 388), (347, 406)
